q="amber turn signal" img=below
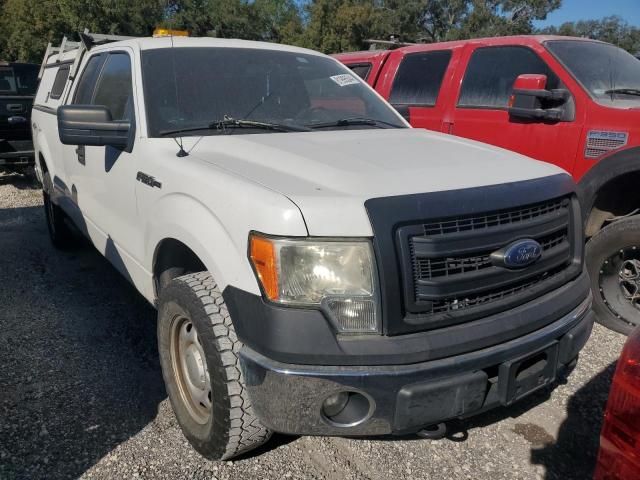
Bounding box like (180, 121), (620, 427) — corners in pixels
(249, 234), (279, 300)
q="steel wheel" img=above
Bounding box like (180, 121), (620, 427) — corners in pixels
(598, 246), (640, 329)
(169, 315), (212, 425)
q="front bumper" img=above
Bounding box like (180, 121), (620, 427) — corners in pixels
(240, 294), (594, 436)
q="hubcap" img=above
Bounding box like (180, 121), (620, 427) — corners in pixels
(170, 316), (212, 424)
(598, 247), (640, 328)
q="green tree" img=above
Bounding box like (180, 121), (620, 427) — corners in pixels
(299, 0), (561, 53)
(0, 0), (166, 62)
(166, 0), (303, 43)
(539, 15), (640, 54)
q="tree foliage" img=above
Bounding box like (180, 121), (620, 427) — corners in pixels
(0, 0), (637, 63)
(538, 15), (640, 54)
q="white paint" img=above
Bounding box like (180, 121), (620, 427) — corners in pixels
(33, 37), (567, 306)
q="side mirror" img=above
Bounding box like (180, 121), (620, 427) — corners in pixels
(508, 74), (570, 122)
(58, 105), (131, 150)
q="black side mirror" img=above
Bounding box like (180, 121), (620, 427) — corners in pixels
(58, 105), (132, 150)
(508, 74), (571, 122)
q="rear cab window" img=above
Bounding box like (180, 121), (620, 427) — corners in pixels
(389, 50), (452, 106)
(458, 46), (561, 109)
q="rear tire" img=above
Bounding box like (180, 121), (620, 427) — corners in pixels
(42, 172), (76, 249)
(157, 272), (271, 460)
(586, 216), (640, 335)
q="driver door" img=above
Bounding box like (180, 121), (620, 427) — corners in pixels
(64, 49), (143, 279)
(450, 44), (583, 173)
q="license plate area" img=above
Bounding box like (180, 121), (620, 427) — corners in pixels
(498, 341), (559, 406)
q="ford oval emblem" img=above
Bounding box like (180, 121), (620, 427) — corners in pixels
(491, 239), (542, 269)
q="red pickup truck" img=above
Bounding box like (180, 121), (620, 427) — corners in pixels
(335, 35), (640, 335)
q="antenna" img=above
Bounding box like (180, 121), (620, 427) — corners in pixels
(167, 0), (188, 157)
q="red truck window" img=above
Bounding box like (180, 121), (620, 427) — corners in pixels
(347, 63), (372, 80)
(458, 46), (560, 109)
(389, 51), (451, 106)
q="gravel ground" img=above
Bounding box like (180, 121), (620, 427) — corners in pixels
(0, 174), (627, 480)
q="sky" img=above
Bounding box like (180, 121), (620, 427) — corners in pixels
(534, 0), (640, 27)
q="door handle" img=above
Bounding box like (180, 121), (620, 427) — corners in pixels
(7, 104), (23, 112)
(76, 145), (85, 165)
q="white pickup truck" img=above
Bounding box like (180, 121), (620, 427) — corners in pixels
(32, 33), (594, 460)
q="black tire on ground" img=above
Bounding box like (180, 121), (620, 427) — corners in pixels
(42, 172), (76, 249)
(586, 215), (640, 335)
(157, 272), (271, 460)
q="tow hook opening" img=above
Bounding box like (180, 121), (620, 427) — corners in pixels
(416, 422), (448, 440)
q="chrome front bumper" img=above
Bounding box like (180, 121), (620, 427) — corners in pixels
(240, 295), (594, 436)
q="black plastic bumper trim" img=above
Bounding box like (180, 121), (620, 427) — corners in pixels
(240, 300), (594, 436)
(224, 269), (591, 366)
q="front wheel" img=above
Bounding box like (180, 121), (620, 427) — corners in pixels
(157, 272), (271, 460)
(587, 215), (640, 335)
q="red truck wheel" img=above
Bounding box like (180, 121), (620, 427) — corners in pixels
(587, 215), (640, 335)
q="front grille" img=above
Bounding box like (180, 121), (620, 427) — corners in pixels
(421, 198), (565, 236)
(423, 264), (567, 316)
(414, 229), (567, 280)
(398, 195), (579, 326)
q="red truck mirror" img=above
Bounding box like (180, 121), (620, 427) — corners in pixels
(508, 74), (570, 122)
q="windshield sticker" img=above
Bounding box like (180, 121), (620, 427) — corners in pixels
(330, 74), (359, 87)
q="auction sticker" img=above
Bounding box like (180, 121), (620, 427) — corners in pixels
(330, 74), (359, 86)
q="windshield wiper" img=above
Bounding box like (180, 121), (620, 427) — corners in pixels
(603, 88), (640, 97)
(306, 117), (404, 129)
(159, 116), (310, 136)
(211, 117), (311, 132)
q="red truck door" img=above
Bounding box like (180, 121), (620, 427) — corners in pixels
(449, 44), (583, 173)
(374, 48), (460, 133)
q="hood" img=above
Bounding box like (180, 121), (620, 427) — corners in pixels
(187, 128), (567, 236)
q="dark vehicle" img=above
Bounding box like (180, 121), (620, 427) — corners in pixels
(0, 62), (39, 173)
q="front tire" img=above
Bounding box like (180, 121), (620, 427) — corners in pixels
(157, 272), (271, 460)
(587, 216), (640, 335)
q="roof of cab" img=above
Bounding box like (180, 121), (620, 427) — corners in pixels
(333, 35), (607, 60)
(47, 36), (325, 65)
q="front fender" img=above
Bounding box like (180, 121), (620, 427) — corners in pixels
(578, 146), (640, 221)
(144, 193), (262, 303)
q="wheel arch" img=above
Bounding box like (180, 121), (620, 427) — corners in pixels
(145, 193), (261, 303)
(34, 129), (55, 184)
(578, 146), (640, 237)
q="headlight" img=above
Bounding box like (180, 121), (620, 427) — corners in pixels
(249, 233), (379, 333)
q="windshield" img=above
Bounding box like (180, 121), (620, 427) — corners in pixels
(0, 64), (39, 96)
(545, 40), (640, 104)
(141, 47), (406, 137)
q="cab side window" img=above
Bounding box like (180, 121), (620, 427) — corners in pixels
(92, 53), (133, 121)
(458, 46), (560, 109)
(389, 51), (452, 106)
(50, 65), (70, 100)
(73, 54), (105, 105)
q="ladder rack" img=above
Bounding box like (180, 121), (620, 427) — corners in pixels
(38, 29), (137, 79)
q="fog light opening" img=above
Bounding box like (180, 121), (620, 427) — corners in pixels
(321, 391), (373, 427)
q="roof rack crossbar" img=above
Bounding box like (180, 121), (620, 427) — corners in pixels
(38, 29), (138, 80)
